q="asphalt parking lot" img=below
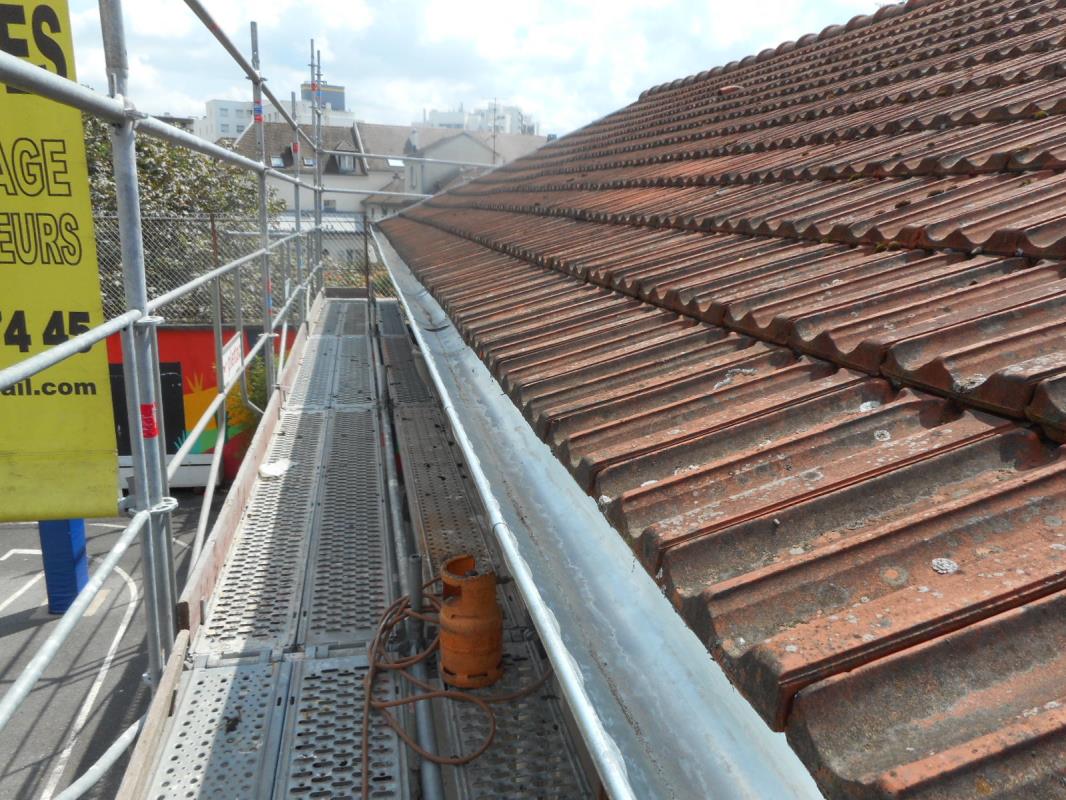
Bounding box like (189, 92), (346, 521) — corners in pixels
(0, 489), (223, 800)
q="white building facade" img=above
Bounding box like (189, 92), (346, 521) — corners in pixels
(261, 99), (357, 129)
(193, 82), (352, 144)
(192, 99), (254, 142)
(423, 103), (538, 135)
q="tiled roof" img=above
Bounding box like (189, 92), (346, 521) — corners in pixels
(355, 123), (548, 172)
(362, 173), (410, 207)
(380, 1), (1066, 797)
(355, 122), (456, 172)
(233, 122), (357, 172)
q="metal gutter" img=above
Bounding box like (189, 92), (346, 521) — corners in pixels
(373, 229), (826, 800)
(321, 149), (497, 169)
(373, 324), (446, 800)
(324, 186), (432, 199)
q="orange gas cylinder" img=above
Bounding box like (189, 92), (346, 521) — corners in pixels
(439, 554), (503, 688)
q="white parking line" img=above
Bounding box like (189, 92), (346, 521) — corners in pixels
(38, 565), (139, 800)
(0, 548), (42, 561)
(0, 573), (44, 615)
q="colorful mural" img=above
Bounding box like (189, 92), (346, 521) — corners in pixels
(106, 326), (294, 481)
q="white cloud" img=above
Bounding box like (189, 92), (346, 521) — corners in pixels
(123, 0), (198, 39)
(69, 0), (883, 135)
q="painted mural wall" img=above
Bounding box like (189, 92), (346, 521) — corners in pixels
(106, 326), (294, 481)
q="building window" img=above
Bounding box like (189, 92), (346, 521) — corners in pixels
(346, 249), (354, 263)
(219, 107), (229, 116)
(339, 155), (354, 172)
(236, 125), (245, 133)
(220, 123), (230, 133)
(324, 199), (337, 211)
(303, 157), (315, 167)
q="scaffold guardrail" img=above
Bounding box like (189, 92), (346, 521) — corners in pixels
(0, 1), (402, 795)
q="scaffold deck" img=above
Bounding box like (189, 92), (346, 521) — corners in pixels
(135, 297), (590, 799)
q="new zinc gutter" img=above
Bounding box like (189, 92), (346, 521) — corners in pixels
(372, 229), (825, 800)
(371, 229), (633, 800)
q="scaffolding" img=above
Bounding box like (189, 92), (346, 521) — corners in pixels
(0, 1), (422, 794)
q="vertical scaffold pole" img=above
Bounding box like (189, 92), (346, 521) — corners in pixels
(98, 0), (173, 687)
(365, 210), (372, 292)
(190, 217), (228, 566)
(311, 43), (324, 284)
(291, 91), (307, 323)
(251, 22), (275, 392)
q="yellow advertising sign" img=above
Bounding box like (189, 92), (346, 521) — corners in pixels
(0, 0), (118, 520)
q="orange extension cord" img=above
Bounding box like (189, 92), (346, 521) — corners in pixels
(360, 579), (553, 800)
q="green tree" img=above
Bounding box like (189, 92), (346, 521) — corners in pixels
(84, 114), (284, 216)
(86, 114), (286, 322)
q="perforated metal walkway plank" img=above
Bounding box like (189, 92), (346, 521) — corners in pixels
(141, 296), (590, 799)
(300, 407), (391, 650)
(142, 299), (406, 799)
(193, 409), (327, 658)
(144, 660), (292, 799)
(144, 654), (407, 800)
(383, 335), (434, 406)
(377, 298), (408, 338)
(192, 301), (387, 660)
(393, 404), (489, 570)
(389, 388), (592, 799)
(273, 654), (406, 799)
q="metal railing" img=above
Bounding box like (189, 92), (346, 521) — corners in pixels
(322, 149), (498, 169)
(0, 1), (349, 795)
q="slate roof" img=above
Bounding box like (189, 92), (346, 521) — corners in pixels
(380, 1), (1066, 797)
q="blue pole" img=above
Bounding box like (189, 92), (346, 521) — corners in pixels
(37, 519), (89, 614)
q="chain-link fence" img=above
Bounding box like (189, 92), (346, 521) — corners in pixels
(95, 211), (391, 326)
(317, 213), (395, 297)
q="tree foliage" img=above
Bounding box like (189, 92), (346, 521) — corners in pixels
(86, 114), (289, 322)
(84, 114), (284, 215)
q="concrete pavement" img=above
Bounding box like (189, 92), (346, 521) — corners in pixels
(0, 490), (223, 800)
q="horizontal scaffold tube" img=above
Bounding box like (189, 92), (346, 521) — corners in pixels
(0, 51), (314, 189)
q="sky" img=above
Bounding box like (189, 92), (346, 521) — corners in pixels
(68, 0), (881, 138)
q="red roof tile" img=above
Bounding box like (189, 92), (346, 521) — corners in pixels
(381, 1), (1066, 796)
